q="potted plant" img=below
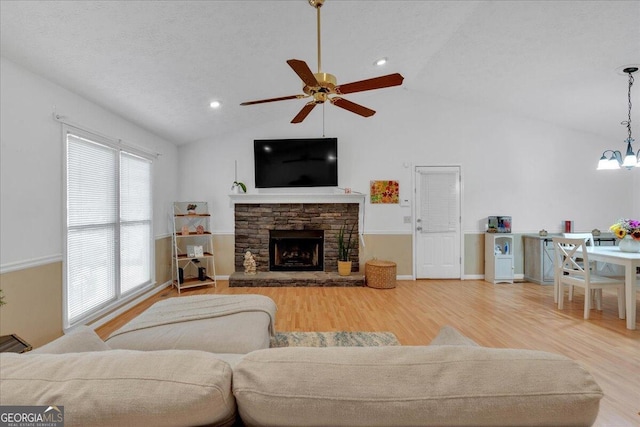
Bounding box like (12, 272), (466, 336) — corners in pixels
(231, 181), (247, 194)
(337, 222), (355, 276)
(186, 204), (197, 215)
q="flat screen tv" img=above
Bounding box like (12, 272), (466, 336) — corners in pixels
(254, 138), (338, 188)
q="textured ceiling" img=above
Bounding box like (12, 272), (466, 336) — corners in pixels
(1, 0), (638, 145)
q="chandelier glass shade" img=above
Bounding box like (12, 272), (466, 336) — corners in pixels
(597, 66), (639, 170)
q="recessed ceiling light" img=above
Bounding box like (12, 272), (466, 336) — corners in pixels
(374, 57), (387, 66)
(209, 100), (221, 109)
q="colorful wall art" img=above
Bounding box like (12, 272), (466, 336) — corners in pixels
(370, 180), (399, 204)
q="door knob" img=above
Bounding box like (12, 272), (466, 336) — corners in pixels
(416, 226), (422, 231)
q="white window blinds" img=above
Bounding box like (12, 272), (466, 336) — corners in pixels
(65, 129), (153, 327)
(419, 170), (459, 233)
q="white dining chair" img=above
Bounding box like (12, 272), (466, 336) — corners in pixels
(553, 237), (625, 320)
(562, 233), (600, 306)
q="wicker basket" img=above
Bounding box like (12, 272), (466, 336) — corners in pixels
(365, 260), (397, 289)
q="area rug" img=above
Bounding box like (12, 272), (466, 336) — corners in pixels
(270, 331), (400, 347)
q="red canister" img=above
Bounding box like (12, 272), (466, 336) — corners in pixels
(564, 220), (573, 233)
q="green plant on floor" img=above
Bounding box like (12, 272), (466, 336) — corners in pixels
(337, 222), (356, 262)
(0, 289), (6, 307)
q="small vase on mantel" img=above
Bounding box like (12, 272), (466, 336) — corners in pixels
(618, 236), (640, 253)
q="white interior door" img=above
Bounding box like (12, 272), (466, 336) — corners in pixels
(415, 166), (461, 279)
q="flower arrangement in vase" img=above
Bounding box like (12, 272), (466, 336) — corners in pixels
(609, 218), (640, 253)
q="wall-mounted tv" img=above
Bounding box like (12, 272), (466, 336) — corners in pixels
(254, 138), (338, 188)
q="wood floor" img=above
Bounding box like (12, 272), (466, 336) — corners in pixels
(96, 280), (640, 427)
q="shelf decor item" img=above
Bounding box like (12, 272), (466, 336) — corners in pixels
(231, 181), (247, 194)
(488, 216), (511, 233)
(187, 204), (197, 215)
(610, 218), (640, 253)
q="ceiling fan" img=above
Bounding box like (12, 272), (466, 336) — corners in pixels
(240, 0), (404, 123)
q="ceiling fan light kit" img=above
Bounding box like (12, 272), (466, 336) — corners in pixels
(597, 66), (639, 170)
(240, 0), (404, 124)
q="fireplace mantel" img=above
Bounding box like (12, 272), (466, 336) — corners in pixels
(229, 193), (365, 205)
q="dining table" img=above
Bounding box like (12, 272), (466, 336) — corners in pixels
(575, 246), (640, 330)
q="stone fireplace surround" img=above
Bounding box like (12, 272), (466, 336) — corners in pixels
(229, 193), (365, 287)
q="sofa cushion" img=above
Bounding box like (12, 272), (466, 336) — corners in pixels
(106, 312), (272, 353)
(31, 326), (111, 354)
(106, 295), (276, 354)
(1, 349), (236, 427)
(429, 325), (479, 346)
(233, 346), (602, 427)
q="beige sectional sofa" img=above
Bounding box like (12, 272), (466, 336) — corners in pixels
(0, 298), (603, 427)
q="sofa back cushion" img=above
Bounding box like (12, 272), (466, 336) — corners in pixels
(233, 346), (602, 427)
(31, 326), (111, 354)
(1, 350), (236, 427)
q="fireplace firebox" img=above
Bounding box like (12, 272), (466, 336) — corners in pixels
(269, 230), (324, 271)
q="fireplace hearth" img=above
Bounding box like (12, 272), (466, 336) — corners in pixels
(270, 230), (323, 271)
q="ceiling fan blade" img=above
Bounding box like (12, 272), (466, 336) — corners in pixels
(291, 102), (317, 123)
(240, 94), (306, 106)
(335, 73), (404, 95)
(287, 59), (319, 87)
(330, 97), (375, 117)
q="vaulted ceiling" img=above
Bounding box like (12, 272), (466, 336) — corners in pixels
(1, 0), (638, 145)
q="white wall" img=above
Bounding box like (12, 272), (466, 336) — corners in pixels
(179, 88), (637, 235)
(0, 57), (180, 269)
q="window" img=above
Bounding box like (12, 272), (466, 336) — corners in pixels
(64, 127), (153, 328)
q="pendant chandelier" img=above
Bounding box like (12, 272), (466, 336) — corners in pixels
(597, 66), (639, 170)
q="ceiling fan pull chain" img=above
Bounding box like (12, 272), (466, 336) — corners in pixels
(322, 103), (326, 137)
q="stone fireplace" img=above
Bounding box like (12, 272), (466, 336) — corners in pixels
(229, 194), (365, 287)
(234, 202), (359, 273)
